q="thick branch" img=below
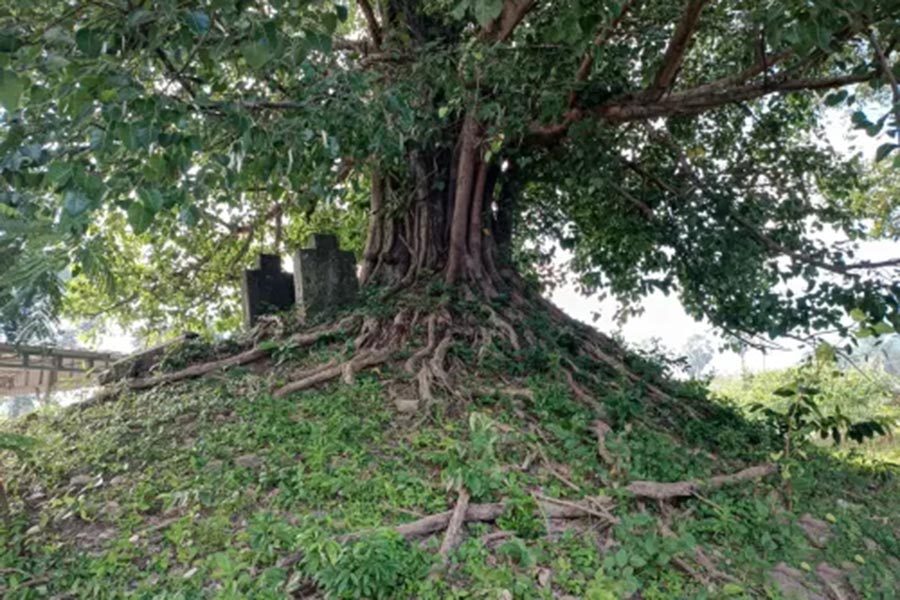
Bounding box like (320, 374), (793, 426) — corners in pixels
(486, 0), (537, 42)
(602, 72), (876, 122)
(357, 0), (382, 48)
(446, 115), (480, 284)
(643, 0), (709, 101)
(626, 464), (777, 500)
(532, 70), (877, 140)
(868, 29), (900, 145)
(569, 0), (639, 107)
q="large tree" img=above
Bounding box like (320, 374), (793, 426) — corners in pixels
(2, 0), (900, 350)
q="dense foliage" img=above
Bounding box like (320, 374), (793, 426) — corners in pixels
(1, 0), (899, 342)
(715, 362), (900, 463)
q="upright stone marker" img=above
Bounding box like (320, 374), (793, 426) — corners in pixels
(293, 234), (359, 320)
(241, 254), (296, 328)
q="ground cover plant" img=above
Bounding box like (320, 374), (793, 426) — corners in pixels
(1, 293), (899, 598)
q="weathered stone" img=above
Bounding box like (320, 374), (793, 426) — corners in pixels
(234, 453), (263, 470)
(798, 514), (832, 548)
(99, 332), (199, 384)
(203, 459), (224, 472)
(815, 562), (857, 600)
(241, 254), (296, 328)
(768, 562), (829, 600)
(293, 234), (358, 321)
(69, 474), (92, 487)
(394, 398), (419, 413)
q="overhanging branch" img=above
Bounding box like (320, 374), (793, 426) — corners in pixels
(642, 0), (709, 101)
(531, 70), (877, 141)
(569, 0), (639, 107)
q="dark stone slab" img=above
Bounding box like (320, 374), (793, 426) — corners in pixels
(292, 234), (358, 321)
(241, 254), (296, 329)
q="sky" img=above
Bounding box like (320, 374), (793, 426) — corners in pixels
(88, 107), (893, 376)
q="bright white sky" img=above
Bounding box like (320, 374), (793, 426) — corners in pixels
(92, 107), (894, 376)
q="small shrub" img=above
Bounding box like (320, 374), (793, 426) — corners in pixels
(300, 530), (431, 599)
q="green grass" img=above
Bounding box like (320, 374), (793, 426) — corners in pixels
(1, 361), (898, 598)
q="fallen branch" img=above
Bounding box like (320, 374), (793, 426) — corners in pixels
(126, 317), (359, 391)
(273, 347), (392, 398)
(592, 419), (616, 469)
(128, 346), (268, 390)
(439, 488), (471, 558)
(626, 464), (777, 500)
(277, 494), (610, 568)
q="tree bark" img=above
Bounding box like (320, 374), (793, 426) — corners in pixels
(360, 117), (505, 295)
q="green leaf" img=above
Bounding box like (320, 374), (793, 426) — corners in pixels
(186, 11), (211, 35)
(75, 28), (104, 57)
(875, 143), (898, 163)
(241, 41), (272, 70)
(63, 190), (90, 216)
(336, 5), (349, 22)
(179, 204), (200, 227)
(451, 0), (471, 20)
(849, 308), (866, 322)
(474, 0), (503, 27)
(850, 110), (870, 128)
(46, 162), (73, 187)
(127, 9), (154, 28)
(0, 69), (23, 111)
(823, 90), (847, 106)
(127, 202), (155, 234)
(872, 322), (895, 335)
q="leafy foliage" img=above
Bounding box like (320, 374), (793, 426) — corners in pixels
(1, 0), (899, 343)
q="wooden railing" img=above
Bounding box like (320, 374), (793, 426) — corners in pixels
(0, 343), (120, 398)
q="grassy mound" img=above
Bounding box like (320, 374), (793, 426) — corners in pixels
(1, 334), (899, 598)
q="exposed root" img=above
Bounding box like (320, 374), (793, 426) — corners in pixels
(487, 306), (520, 351)
(592, 419), (617, 471)
(273, 348), (393, 398)
(404, 314), (438, 372)
(532, 491), (619, 525)
(123, 317), (359, 391)
(351, 494), (612, 544)
(417, 363), (435, 406)
(128, 346), (268, 390)
(276, 494), (609, 570)
(429, 332), (454, 390)
(625, 463), (777, 500)
(438, 487), (471, 558)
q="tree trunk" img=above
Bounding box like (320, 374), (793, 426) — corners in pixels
(359, 115), (506, 297)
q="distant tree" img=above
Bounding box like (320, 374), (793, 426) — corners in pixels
(846, 334), (900, 376)
(682, 334), (714, 378)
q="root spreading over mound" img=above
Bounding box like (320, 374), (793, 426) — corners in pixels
(108, 277), (678, 424)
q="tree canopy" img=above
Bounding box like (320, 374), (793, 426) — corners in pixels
(1, 0), (899, 343)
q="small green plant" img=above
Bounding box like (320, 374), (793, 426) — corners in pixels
(443, 412), (503, 500)
(750, 363), (893, 507)
(0, 432), (36, 525)
(299, 530), (431, 599)
(258, 338), (302, 365)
